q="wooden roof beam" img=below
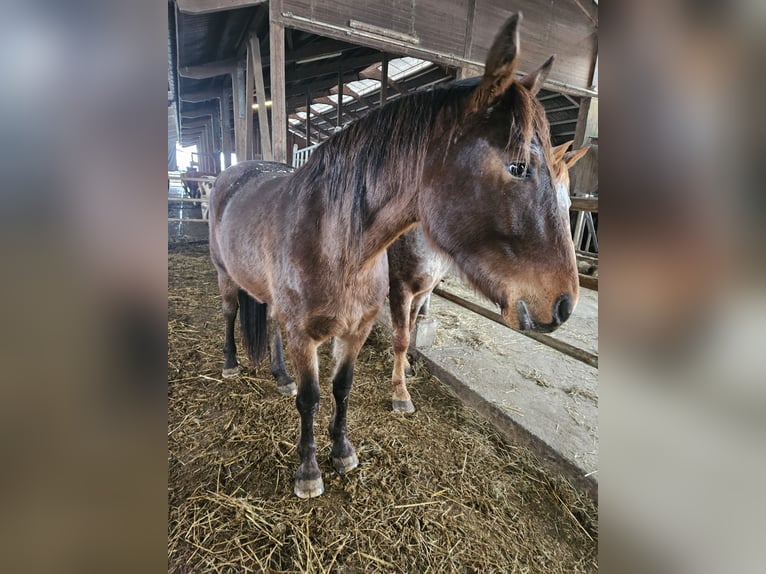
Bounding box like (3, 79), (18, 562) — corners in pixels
(360, 66), (407, 95)
(177, 0), (266, 15)
(180, 89), (222, 103)
(332, 85), (377, 111)
(179, 59), (237, 79)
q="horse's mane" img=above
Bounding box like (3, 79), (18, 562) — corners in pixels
(287, 77), (548, 265)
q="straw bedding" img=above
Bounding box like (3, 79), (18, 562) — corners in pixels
(168, 244), (597, 573)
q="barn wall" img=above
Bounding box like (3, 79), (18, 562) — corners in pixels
(277, 0), (596, 94)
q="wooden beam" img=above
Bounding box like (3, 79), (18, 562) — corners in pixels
(273, 10), (599, 99)
(361, 65), (406, 95)
(269, 0), (287, 163)
(570, 197), (598, 213)
(316, 96), (360, 121)
(305, 91), (311, 148)
(336, 70), (343, 128)
(432, 288), (598, 368)
(289, 53), (382, 84)
(179, 59), (237, 79)
(182, 119), (211, 130)
(180, 89), (221, 103)
(380, 54), (389, 106)
(570, 0), (598, 26)
(245, 38), (255, 159)
(220, 87), (233, 168)
(249, 34), (273, 161)
(181, 110), (214, 119)
(333, 85), (376, 111)
(232, 62), (248, 161)
(177, 0), (266, 14)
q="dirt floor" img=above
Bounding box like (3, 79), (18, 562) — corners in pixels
(168, 244), (598, 573)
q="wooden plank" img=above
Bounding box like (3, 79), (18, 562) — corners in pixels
(570, 197), (598, 213)
(380, 54), (389, 106)
(270, 0), (287, 163)
(177, 0), (266, 14)
(432, 288), (598, 368)
(245, 43), (255, 160)
(579, 274), (598, 291)
(180, 89), (222, 103)
(179, 59), (237, 79)
(249, 34), (273, 161)
(278, 0), (598, 97)
(232, 62), (248, 161)
(336, 70), (343, 128)
(220, 86), (233, 168)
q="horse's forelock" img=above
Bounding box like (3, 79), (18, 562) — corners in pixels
(502, 83), (552, 168)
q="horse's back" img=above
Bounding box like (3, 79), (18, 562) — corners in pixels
(209, 161), (293, 276)
(209, 161), (292, 226)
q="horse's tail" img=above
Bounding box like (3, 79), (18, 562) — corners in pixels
(237, 289), (269, 365)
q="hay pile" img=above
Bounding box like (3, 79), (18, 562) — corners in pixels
(168, 244), (597, 573)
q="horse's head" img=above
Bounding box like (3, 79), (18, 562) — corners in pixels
(421, 13), (580, 333)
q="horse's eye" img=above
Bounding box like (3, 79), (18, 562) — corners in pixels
(508, 162), (530, 178)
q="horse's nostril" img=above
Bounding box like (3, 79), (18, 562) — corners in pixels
(554, 294), (573, 324)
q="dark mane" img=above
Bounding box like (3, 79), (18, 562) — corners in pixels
(287, 77), (550, 263)
(288, 83), (476, 262)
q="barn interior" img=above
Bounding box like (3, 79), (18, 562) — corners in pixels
(168, 1), (598, 571)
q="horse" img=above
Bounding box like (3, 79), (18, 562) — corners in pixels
(207, 13), (579, 498)
(385, 140), (591, 413)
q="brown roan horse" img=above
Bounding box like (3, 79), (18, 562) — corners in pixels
(386, 139), (590, 413)
(208, 14), (579, 498)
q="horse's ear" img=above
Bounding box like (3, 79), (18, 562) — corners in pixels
(564, 145), (590, 169)
(552, 140), (573, 163)
(468, 13), (522, 114)
(519, 55), (555, 96)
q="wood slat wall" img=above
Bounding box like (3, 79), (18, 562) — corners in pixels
(279, 0), (596, 92)
(469, 0), (596, 89)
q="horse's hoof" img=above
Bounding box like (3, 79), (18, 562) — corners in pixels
(277, 382), (297, 397)
(294, 476), (324, 498)
(405, 365), (415, 377)
(332, 453), (359, 475)
(222, 366), (240, 378)
(392, 399), (416, 413)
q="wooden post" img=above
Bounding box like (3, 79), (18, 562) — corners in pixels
(380, 53), (389, 106)
(220, 86), (232, 168)
(269, 0), (287, 163)
(305, 90), (311, 145)
(245, 45), (255, 160)
(249, 34), (273, 161)
(336, 69), (343, 129)
(232, 62), (248, 163)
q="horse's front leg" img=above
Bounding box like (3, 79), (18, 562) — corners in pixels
(328, 323), (373, 474)
(290, 337), (323, 498)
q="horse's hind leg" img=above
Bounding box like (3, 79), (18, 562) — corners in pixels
(217, 272), (240, 378)
(267, 316), (296, 396)
(328, 323), (373, 475)
(289, 336), (324, 498)
(389, 286), (416, 413)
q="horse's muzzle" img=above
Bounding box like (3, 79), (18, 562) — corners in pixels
(516, 294), (573, 333)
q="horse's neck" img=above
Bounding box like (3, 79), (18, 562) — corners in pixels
(358, 174), (422, 266)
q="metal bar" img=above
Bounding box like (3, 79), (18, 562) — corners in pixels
(432, 288), (598, 368)
(168, 218), (209, 223)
